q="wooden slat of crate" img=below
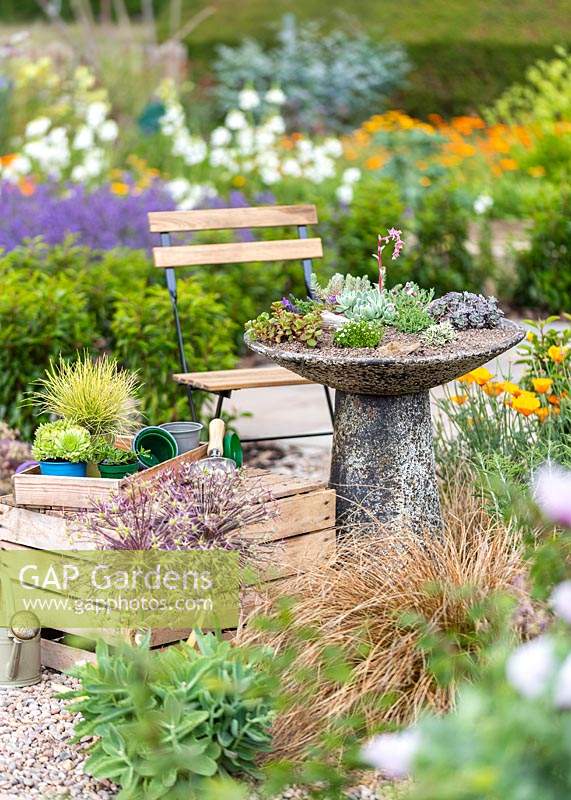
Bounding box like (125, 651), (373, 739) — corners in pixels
(11, 444), (208, 510)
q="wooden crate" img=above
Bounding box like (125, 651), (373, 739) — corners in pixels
(0, 469), (336, 670)
(11, 444), (208, 510)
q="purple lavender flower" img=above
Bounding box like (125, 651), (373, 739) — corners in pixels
(0, 179), (176, 252)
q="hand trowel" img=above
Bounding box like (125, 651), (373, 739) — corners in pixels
(199, 418), (237, 474)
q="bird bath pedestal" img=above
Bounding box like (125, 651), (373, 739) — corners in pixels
(246, 320), (524, 535)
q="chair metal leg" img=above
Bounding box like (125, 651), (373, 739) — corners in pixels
(214, 390), (232, 418)
(323, 385), (334, 423)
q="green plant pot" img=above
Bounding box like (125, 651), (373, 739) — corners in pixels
(133, 426), (178, 468)
(98, 461), (139, 479)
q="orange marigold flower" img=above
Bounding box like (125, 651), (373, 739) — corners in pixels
(110, 181), (129, 196)
(0, 153), (18, 167)
(548, 395), (561, 406)
(531, 377), (553, 394)
(365, 154), (385, 170)
(548, 345), (569, 363)
(18, 178), (36, 196)
(499, 158), (518, 171)
(451, 394), (468, 405)
(535, 407), (549, 422)
(528, 165), (546, 178)
(512, 393), (541, 416)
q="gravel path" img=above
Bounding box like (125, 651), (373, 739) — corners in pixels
(0, 670), (116, 799)
(0, 666), (387, 799)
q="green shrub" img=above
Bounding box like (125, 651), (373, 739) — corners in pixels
(112, 279), (237, 423)
(333, 319), (385, 348)
(516, 191), (571, 312)
(403, 183), (485, 295)
(0, 266), (96, 436)
(64, 634), (275, 796)
(0, 242), (237, 435)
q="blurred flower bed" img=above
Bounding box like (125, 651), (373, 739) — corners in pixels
(0, 42), (569, 309)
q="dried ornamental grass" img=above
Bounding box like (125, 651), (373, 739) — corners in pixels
(240, 486), (525, 761)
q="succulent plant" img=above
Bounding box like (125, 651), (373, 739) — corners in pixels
(32, 419), (92, 463)
(428, 292), (504, 330)
(334, 319), (385, 348)
(387, 283), (435, 333)
(311, 272), (372, 303)
(246, 303), (322, 347)
(420, 321), (458, 347)
(336, 287), (396, 323)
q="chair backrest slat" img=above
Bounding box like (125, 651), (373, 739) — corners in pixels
(153, 237), (323, 269)
(148, 204), (317, 233)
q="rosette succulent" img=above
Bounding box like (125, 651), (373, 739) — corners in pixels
(337, 287), (396, 323)
(428, 292), (504, 330)
(32, 420), (92, 463)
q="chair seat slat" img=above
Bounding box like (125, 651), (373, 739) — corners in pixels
(148, 204), (317, 233)
(172, 367), (313, 391)
(153, 238), (323, 268)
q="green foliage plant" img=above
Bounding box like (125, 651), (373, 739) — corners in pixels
(0, 242), (239, 434)
(30, 352), (142, 439)
(391, 283), (434, 333)
(213, 15), (408, 133)
(333, 320), (385, 349)
(515, 191), (571, 312)
(31, 419), (92, 463)
(246, 302), (322, 347)
(489, 46), (571, 125)
(63, 633), (275, 798)
(94, 443), (139, 466)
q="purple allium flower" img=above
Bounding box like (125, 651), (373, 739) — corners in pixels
(533, 464), (571, 529)
(78, 466), (274, 563)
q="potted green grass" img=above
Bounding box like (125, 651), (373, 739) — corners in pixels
(29, 352), (142, 477)
(31, 420), (92, 477)
(96, 444), (140, 479)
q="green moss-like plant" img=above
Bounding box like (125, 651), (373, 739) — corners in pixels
(391, 282), (435, 333)
(334, 320), (385, 348)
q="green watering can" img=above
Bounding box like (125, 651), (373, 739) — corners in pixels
(0, 567), (41, 688)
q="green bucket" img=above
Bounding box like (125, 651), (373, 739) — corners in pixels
(133, 426), (178, 468)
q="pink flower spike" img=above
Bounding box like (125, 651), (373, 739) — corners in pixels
(533, 464), (571, 529)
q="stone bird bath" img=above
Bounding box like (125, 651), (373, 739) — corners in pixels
(246, 319), (524, 534)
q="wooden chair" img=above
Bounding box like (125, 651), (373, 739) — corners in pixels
(148, 204), (334, 443)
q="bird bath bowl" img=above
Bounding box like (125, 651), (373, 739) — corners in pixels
(246, 319), (524, 534)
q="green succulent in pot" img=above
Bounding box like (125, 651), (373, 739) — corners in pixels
(32, 420), (92, 477)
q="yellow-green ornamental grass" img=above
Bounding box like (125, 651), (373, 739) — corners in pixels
(30, 352), (141, 438)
